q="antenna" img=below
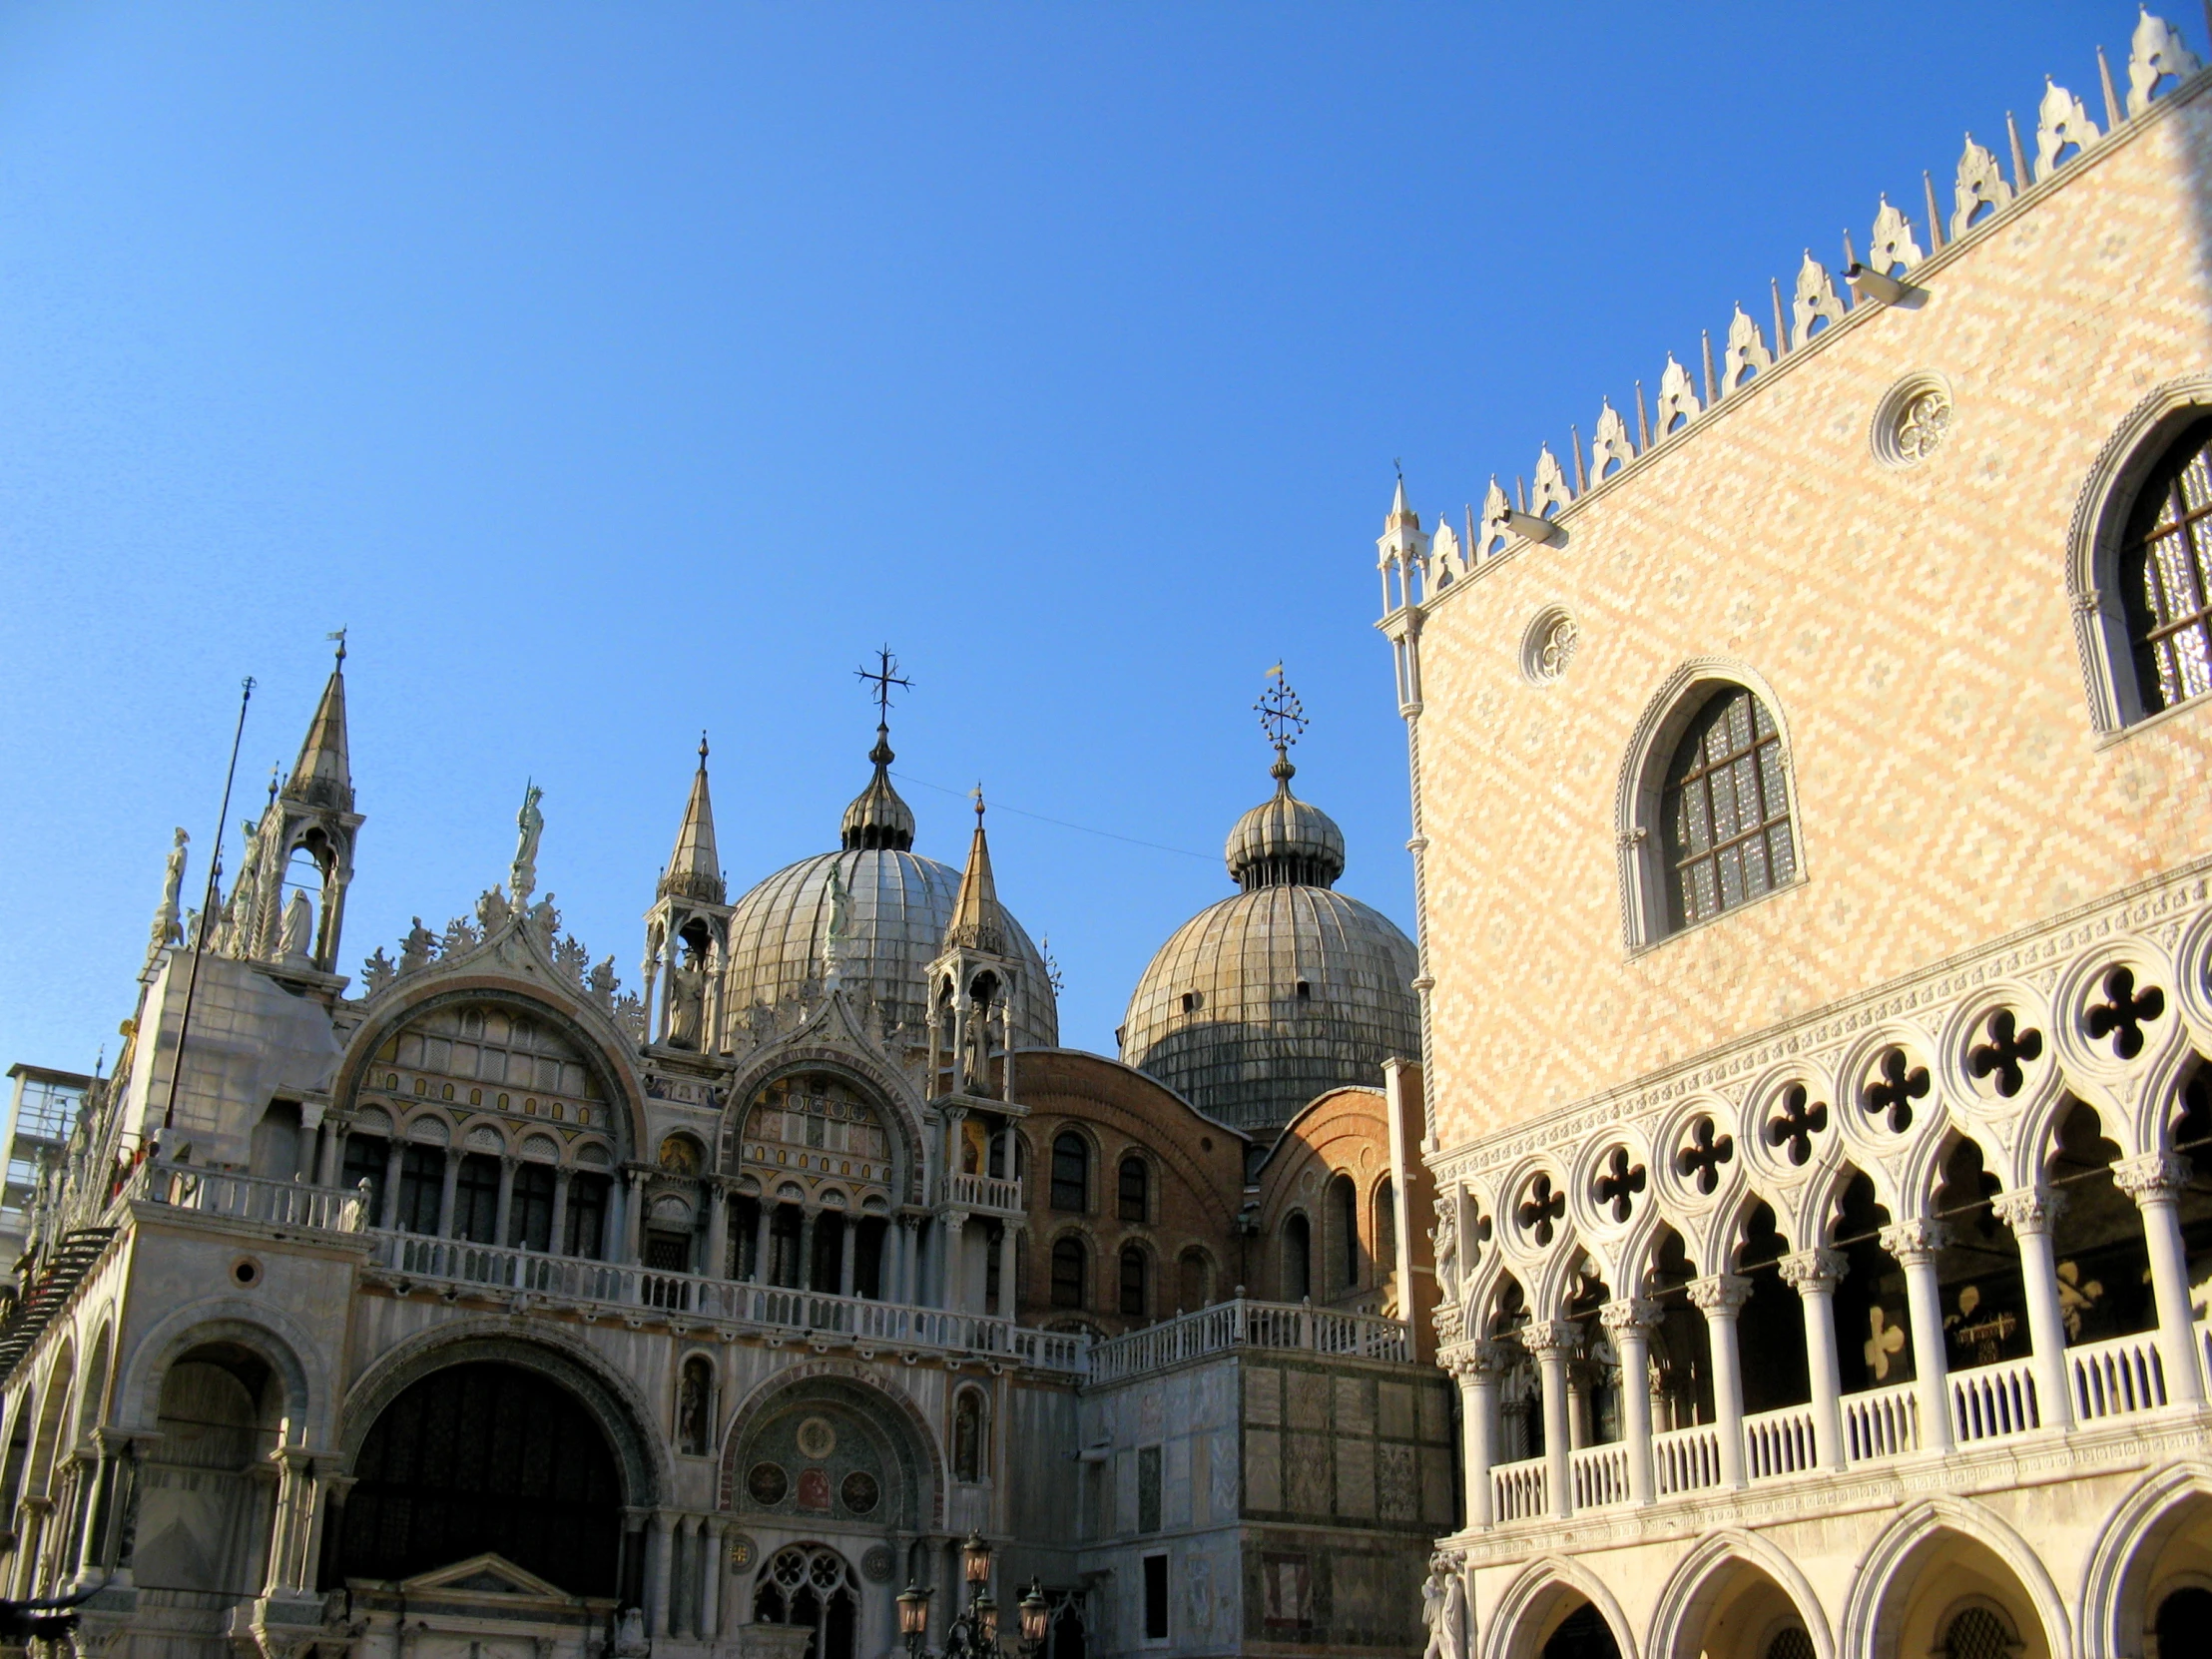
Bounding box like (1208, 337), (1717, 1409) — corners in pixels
(164, 676), (257, 1134)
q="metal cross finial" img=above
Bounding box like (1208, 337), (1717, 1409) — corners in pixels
(855, 646), (911, 725)
(1254, 670), (1308, 754)
(699, 730), (710, 765)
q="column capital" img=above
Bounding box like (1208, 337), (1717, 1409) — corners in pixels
(1686, 1273), (1752, 1315)
(1777, 1248), (1848, 1294)
(1437, 1341), (1509, 1380)
(1518, 1320), (1579, 1360)
(2113, 1151), (2192, 1204)
(1878, 1219), (1950, 1265)
(1990, 1185), (2066, 1235)
(1598, 1297), (1664, 1338)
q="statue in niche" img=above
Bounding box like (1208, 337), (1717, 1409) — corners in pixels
(399, 917), (437, 975)
(678, 1362), (711, 1454)
(510, 782), (545, 905)
(825, 863), (851, 983)
(1430, 1195), (1457, 1286)
(144, 828), (189, 972)
(960, 996), (992, 1092)
(218, 818), (267, 956)
(279, 890), (314, 961)
(614, 1607), (649, 1659)
(667, 952), (705, 1049)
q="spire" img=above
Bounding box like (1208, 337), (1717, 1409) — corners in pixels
(942, 790), (1004, 953)
(280, 634), (353, 813)
(660, 732), (726, 903)
(1385, 462), (1420, 531)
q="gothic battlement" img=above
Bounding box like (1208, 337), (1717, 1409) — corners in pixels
(1378, 7), (2211, 617)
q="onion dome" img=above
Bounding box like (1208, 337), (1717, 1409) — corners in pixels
(841, 726), (916, 851)
(1120, 695), (1416, 1135)
(722, 733), (1056, 1049)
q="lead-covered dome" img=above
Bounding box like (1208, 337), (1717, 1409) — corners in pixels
(1121, 749), (1417, 1134)
(719, 735), (1058, 1051)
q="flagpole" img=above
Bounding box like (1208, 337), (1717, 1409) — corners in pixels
(162, 677), (256, 1136)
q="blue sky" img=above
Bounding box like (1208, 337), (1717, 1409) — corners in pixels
(0, 1), (2116, 1072)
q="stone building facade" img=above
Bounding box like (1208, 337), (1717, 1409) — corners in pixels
(1383, 11), (2212, 1658)
(0, 660), (1444, 1659)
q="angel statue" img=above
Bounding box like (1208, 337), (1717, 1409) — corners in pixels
(510, 782), (545, 905)
(143, 829), (189, 974)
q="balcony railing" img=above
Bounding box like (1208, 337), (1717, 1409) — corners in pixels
(941, 1172), (1023, 1214)
(1568, 1442), (1629, 1509)
(1085, 1298), (1413, 1382)
(1743, 1401), (1819, 1479)
(1951, 1355), (2040, 1442)
(2071, 1328), (2167, 1420)
(134, 1163), (369, 1233)
(1490, 1457), (1547, 1523)
(1652, 1421), (1723, 1495)
(364, 1231), (1091, 1372)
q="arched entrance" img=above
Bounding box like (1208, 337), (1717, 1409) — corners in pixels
(753, 1543), (858, 1659)
(336, 1361), (623, 1596)
(1540, 1603), (1620, 1659)
(133, 1343), (283, 1599)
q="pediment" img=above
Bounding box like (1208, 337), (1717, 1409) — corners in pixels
(400, 1552), (571, 1602)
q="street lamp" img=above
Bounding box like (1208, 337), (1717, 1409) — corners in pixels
(962, 1532), (993, 1588)
(898, 1583), (933, 1659)
(937, 1533), (1000, 1659)
(1018, 1581), (1050, 1657)
(974, 1594), (998, 1644)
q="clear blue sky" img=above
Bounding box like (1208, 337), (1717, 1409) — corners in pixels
(0, 1), (2115, 1072)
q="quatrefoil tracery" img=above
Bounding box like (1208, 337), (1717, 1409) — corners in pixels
(1863, 1046), (1930, 1134)
(1766, 1084), (1829, 1167)
(1516, 1173), (1565, 1246)
(2085, 964), (2165, 1061)
(1592, 1146), (1647, 1223)
(1677, 1115), (1736, 1195)
(1966, 1007), (2044, 1097)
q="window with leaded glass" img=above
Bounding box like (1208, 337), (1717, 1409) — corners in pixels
(2120, 416), (2212, 714)
(1660, 687), (1796, 932)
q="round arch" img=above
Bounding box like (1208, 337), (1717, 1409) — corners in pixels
(116, 1303), (321, 1445)
(337, 1321), (668, 1508)
(1613, 658), (1809, 952)
(717, 1359), (945, 1531)
(1649, 1530), (1834, 1659)
(721, 1046), (927, 1207)
(1839, 1496), (2072, 1659)
(1482, 1554), (1641, 1659)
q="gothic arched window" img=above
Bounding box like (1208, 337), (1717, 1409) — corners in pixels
(1050, 1237), (1088, 1309)
(1118, 1156), (1148, 1223)
(1119, 1245), (1147, 1319)
(1051, 1134), (1089, 1212)
(1659, 686), (1796, 932)
(2118, 415), (2212, 714)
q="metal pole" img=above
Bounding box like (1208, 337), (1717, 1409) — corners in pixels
(162, 677), (255, 1135)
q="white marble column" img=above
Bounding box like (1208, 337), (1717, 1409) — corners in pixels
(942, 1212), (969, 1311)
(1600, 1299), (1662, 1505)
(701, 1517), (725, 1637)
(706, 1182), (731, 1280)
(493, 1156), (517, 1248)
(436, 1148), (462, 1239)
(1520, 1320), (1577, 1520)
(754, 1202), (774, 1284)
(549, 1169), (572, 1258)
(1778, 1248), (1848, 1469)
(994, 1224), (1018, 1318)
(1688, 1274), (1751, 1488)
(1992, 1187), (2073, 1428)
(649, 1510), (673, 1638)
(380, 1140), (404, 1229)
(624, 1169), (648, 1264)
(2114, 1152), (2208, 1405)
(1447, 1342), (1507, 1528)
(1881, 1220), (1954, 1452)
(838, 1214), (857, 1298)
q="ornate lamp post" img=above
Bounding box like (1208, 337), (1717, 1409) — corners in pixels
(1018, 1581), (1051, 1659)
(898, 1583), (932, 1659)
(937, 1533), (998, 1659)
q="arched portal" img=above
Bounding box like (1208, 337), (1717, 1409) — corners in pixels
(753, 1543), (858, 1659)
(336, 1361), (623, 1596)
(1844, 1507), (2061, 1659)
(133, 1343), (283, 1599)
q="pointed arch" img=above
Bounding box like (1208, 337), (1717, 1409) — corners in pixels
(2078, 1458), (2212, 1658)
(1838, 1495), (2072, 1659)
(1649, 1529), (1835, 1659)
(1614, 659), (1808, 951)
(1481, 1552), (1641, 1659)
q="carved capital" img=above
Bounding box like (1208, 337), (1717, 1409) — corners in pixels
(1474, 1340), (1521, 1375)
(1518, 1319), (1580, 1361)
(1776, 1248), (1848, 1295)
(1878, 1219), (1950, 1266)
(1598, 1297), (1663, 1339)
(1685, 1273), (1752, 1316)
(1990, 1185), (2066, 1235)
(2113, 1151), (2193, 1204)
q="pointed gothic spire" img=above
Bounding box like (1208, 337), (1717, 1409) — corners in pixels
(660, 733), (726, 903)
(942, 791), (1005, 954)
(1386, 469), (1416, 528)
(281, 635), (353, 813)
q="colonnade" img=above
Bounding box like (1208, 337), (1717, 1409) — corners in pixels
(1446, 1158), (2207, 1526)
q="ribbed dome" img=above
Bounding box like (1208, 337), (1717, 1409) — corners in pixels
(1120, 884), (1417, 1134)
(721, 741), (1058, 1051)
(1225, 757), (1346, 889)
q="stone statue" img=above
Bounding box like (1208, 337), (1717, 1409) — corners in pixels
(144, 828), (189, 973)
(825, 862), (851, 983)
(1420, 1554), (1465, 1659)
(667, 956), (705, 1048)
(399, 917), (437, 975)
(1440, 1563), (1467, 1659)
(678, 1364), (709, 1452)
(1431, 1194), (1458, 1286)
(476, 886), (512, 933)
(961, 995), (991, 1091)
(360, 946), (396, 995)
(587, 956), (618, 1008)
(279, 890), (314, 961)
(510, 783), (545, 905)
(218, 819), (267, 957)
(614, 1606), (648, 1659)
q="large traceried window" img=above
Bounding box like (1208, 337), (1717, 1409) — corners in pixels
(1660, 686), (1796, 931)
(2119, 415), (2212, 713)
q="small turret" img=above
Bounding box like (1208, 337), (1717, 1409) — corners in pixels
(282, 643), (353, 813)
(641, 734), (734, 1051)
(925, 793), (1028, 1102)
(660, 735), (726, 904)
(942, 794), (1004, 954)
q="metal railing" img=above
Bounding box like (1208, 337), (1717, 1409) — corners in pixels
(136, 1162), (369, 1232)
(1085, 1298), (1413, 1382)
